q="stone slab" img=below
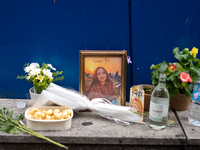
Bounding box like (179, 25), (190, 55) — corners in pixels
(0, 99), (186, 147)
(176, 107), (200, 145)
(0, 143), (186, 150)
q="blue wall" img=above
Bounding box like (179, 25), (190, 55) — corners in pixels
(0, 0), (200, 102)
(131, 0), (200, 85)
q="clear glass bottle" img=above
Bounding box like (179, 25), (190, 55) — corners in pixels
(188, 77), (200, 126)
(148, 73), (169, 130)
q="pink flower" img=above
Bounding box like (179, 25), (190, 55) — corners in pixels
(180, 72), (192, 82)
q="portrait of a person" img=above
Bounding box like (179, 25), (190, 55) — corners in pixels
(87, 67), (118, 105)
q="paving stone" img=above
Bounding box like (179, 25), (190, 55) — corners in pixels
(176, 107), (200, 145)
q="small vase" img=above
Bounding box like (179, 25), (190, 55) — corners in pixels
(29, 87), (56, 106)
(29, 87), (40, 100)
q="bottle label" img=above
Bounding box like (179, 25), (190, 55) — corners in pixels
(192, 89), (200, 102)
(149, 101), (163, 122)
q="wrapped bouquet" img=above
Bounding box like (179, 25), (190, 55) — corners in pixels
(30, 83), (145, 125)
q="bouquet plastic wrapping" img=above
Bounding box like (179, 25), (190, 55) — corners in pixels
(30, 83), (145, 125)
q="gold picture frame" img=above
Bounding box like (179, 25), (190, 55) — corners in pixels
(79, 50), (127, 106)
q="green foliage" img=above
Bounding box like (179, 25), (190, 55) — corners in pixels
(143, 86), (154, 94)
(0, 107), (24, 134)
(17, 63), (64, 94)
(150, 47), (200, 98)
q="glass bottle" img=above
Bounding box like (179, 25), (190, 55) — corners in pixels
(148, 73), (169, 130)
(188, 77), (200, 126)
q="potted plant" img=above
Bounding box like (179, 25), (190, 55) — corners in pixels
(141, 84), (155, 111)
(17, 62), (64, 95)
(150, 47), (200, 111)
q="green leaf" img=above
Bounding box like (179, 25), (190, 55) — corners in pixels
(17, 75), (27, 79)
(158, 62), (168, 72)
(15, 114), (24, 121)
(168, 85), (179, 98)
(173, 47), (190, 65)
(182, 82), (192, 97)
(185, 88), (192, 97)
(167, 75), (174, 81)
(13, 127), (21, 134)
(9, 111), (13, 119)
(173, 62), (184, 71)
(3, 108), (8, 115)
(152, 79), (158, 86)
(173, 47), (180, 55)
(0, 127), (5, 131)
(151, 70), (159, 86)
(172, 79), (182, 88)
(4, 122), (12, 133)
(193, 66), (200, 76)
(9, 128), (16, 134)
(150, 63), (161, 70)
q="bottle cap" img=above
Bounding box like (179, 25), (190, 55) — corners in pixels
(17, 102), (26, 109)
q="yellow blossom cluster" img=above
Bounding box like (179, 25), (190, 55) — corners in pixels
(185, 47), (198, 58)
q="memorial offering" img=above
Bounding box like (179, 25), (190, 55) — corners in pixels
(150, 47), (199, 98)
(30, 83), (145, 125)
(17, 62), (64, 94)
(25, 106), (73, 130)
(129, 85), (144, 121)
(148, 73), (169, 130)
(26, 107), (72, 120)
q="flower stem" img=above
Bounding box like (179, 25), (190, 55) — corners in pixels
(12, 120), (68, 149)
(17, 125), (68, 149)
(133, 111), (149, 116)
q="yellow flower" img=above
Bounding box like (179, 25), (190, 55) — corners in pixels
(36, 75), (44, 82)
(190, 47), (198, 58)
(184, 48), (189, 51)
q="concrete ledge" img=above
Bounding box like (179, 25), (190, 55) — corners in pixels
(0, 143), (186, 150)
(0, 99), (187, 149)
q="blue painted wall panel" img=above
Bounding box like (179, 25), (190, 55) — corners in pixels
(1, 0), (200, 102)
(131, 0), (200, 86)
(0, 0), (130, 99)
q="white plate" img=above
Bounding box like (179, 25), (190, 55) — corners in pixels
(25, 106), (73, 130)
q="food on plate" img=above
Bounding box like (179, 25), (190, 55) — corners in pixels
(27, 108), (72, 120)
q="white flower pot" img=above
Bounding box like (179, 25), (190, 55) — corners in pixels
(29, 87), (56, 106)
(29, 87), (40, 100)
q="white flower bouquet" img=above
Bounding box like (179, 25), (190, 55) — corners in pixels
(17, 63), (64, 94)
(32, 83), (145, 125)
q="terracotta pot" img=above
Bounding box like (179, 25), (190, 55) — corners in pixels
(170, 94), (192, 111)
(141, 84), (155, 111)
(144, 94), (151, 111)
(141, 84), (191, 111)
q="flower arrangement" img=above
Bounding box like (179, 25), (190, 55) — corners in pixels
(150, 47), (200, 98)
(17, 62), (64, 94)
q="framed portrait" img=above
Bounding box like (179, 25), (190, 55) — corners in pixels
(79, 50), (127, 106)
